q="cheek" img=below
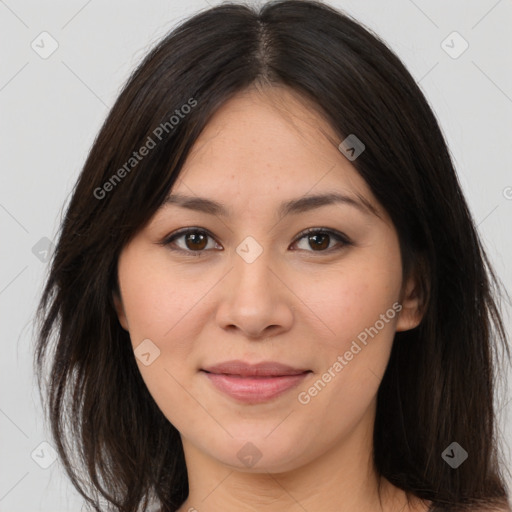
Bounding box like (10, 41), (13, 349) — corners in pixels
(296, 252), (403, 353)
(117, 250), (210, 428)
(118, 246), (207, 348)
(293, 246), (403, 411)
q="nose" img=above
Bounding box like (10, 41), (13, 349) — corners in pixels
(215, 246), (294, 340)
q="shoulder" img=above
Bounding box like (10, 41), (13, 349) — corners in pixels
(425, 502), (511, 512)
(489, 504), (512, 512)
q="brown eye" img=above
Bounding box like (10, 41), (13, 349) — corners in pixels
(307, 233), (330, 251)
(159, 227), (351, 257)
(161, 228), (221, 254)
(183, 232), (208, 251)
(292, 228), (351, 253)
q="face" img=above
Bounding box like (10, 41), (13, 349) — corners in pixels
(114, 85), (422, 474)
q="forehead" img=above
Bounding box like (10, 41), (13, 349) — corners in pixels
(175, 86), (372, 202)
(180, 87), (357, 180)
(185, 87), (335, 164)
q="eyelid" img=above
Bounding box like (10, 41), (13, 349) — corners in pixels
(158, 226), (352, 255)
(158, 227), (220, 254)
(293, 227), (352, 249)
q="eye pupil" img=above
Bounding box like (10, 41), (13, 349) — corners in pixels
(186, 232), (207, 250)
(309, 233), (329, 250)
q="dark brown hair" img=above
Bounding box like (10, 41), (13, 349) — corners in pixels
(34, 1), (511, 511)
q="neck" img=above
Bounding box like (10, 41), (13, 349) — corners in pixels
(176, 409), (414, 512)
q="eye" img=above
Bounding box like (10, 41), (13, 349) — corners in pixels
(159, 228), (221, 255)
(158, 227), (352, 256)
(291, 227), (351, 253)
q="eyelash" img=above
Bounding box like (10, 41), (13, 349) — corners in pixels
(158, 227), (352, 256)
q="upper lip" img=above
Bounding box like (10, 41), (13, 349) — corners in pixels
(201, 360), (311, 377)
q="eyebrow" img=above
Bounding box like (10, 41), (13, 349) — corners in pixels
(162, 192), (379, 218)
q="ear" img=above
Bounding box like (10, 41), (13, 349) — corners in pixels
(395, 273), (425, 332)
(112, 289), (129, 331)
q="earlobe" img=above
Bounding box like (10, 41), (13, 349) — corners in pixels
(112, 290), (129, 331)
(395, 275), (425, 332)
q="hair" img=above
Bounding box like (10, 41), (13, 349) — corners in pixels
(33, 1), (511, 511)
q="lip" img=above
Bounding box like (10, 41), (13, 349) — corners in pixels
(202, 360), (310, 377)
(201, 360), (312, 404)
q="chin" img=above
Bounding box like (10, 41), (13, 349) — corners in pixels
(205, 431), (314, 473)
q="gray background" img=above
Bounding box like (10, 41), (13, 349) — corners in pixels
(1, 0), (511, 510)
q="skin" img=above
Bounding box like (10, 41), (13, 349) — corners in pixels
(113, 85), (429, 512)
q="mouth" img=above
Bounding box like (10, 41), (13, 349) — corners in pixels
(200, 360), (312, 404)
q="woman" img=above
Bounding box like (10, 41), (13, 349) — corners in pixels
(34, 1), (511, 511)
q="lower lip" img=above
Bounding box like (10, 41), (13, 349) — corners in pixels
(202, 371), (310, 404)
